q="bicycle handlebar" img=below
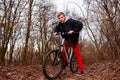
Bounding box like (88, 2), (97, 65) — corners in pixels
(56, 32), (79, 35)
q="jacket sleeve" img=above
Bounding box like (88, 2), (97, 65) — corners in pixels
(54, 23), (60, 33)
(54, 26), (58, 33)
(71, 19), (83, 32)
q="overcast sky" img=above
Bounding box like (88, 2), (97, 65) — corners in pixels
(52, 0), (84, 16)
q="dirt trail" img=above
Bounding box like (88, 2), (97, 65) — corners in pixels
(0, 58), (120, 80)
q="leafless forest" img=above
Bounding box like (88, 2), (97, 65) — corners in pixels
(0, 0), (120, 79)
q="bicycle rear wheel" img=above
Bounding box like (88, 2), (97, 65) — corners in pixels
(70, 53), (78, 73)
(42, 49), (63, 79)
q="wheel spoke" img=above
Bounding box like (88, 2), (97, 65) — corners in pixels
(42, 50), (63, 79)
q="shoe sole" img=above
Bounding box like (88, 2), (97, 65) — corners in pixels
(75, 73), (85, 76)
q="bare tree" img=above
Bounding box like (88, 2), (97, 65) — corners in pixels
(0, 0), (22, 66)
(83, 0), (120, 60)
(22, 0), (34, 65)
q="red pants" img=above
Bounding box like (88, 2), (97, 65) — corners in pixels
(61, 41), (84, 72)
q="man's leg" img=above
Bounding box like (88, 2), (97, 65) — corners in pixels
(73, 41), (84, 72)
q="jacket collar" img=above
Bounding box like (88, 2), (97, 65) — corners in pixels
(65, 17), (69, 23)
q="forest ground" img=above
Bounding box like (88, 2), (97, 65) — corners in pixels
(0, 58), (120, 80)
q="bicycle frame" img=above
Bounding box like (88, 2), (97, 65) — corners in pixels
(42, 32), (79, 79)
(59, 34), (73, 64)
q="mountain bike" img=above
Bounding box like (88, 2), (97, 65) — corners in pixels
(42, 32), (78, 80)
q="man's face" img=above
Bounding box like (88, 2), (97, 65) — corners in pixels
(58, 14), (66, 23)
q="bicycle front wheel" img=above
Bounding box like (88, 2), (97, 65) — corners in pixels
(42, 49), (63, 79)
(70, 53), (78, 73)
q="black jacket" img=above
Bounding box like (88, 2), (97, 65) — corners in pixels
(54, 18), (83, 45)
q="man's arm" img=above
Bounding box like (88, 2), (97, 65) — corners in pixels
(53, 24), (60, 36)
(71, 19), (83, 32)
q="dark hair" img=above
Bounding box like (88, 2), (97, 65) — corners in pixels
(57, 12), (65, 17)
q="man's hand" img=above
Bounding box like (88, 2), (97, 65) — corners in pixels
(53, 32), (57, 36)
(68, 30), (74, 35)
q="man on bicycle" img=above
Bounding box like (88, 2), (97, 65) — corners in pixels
(53, 12), (84, 76)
